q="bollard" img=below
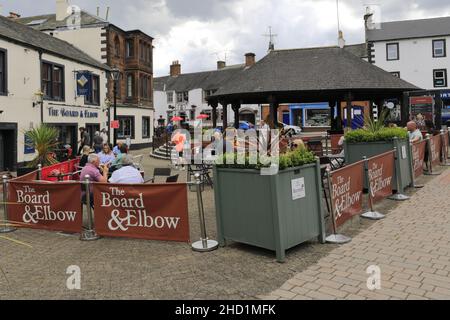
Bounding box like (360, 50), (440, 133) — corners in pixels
(325, 169), (351, 244)
(409, 142), (424, 189)
(191, 173), (219, 252)
(0, 175), (17, 233)
(440, 129), (450, 166)
(424, 134), (440, 175)
(37, 164), (42, 181)
(361, 157), (385, 220)
(80, 175), (100, 241)
(389, 147), (410, 201)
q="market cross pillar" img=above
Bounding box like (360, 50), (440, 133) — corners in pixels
(232, 102), (241, 129)
(210, 101), (218, 128)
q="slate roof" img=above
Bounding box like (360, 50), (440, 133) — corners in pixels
(154, 64), (245, 92)
(15, 11), (107, 31)
(0, 15), (108, 70)
(367, 16), (450, 42)
(211, 45), (419, 99)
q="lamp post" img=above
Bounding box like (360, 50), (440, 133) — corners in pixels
(110, 67), (121, 147)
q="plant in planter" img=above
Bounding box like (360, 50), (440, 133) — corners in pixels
(213, 146), (326, 262)
(24, 124), (60, 168)
(344, 112), (412, 190)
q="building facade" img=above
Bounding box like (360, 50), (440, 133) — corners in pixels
(15, 0), (154, 149)
(0, 15), (108, 171)
(154, 54), (261, 128)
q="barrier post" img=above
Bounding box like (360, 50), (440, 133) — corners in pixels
(37, 164), (42, 180)
(389, 147), (410, 201)
(409, 142), (424, 189)
(440, 129), (450, 166)
(191, 173), (219, 252)
(0, 175), (16, 233)
(424, 134), (440, 175)
(325, 168), (352, 244)
(361, 157), (385, 220)
(80, 175), (100, 241)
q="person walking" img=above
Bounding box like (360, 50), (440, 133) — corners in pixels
(77, 127), (91, 156)
(93, 131), (104, 153)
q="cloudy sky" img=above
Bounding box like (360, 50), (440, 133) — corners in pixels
(2, 0), (450, 76)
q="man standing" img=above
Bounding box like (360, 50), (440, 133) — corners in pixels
(78, 127), (91, 155)
(100, 128), (108, 145)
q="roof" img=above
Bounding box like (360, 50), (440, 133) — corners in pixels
(0, 15), (108, 70)
(367, 16), (450, 42)
(15, 11), (107, 31)
(154, 64), (245, 92)
(210, 45), (419, 102)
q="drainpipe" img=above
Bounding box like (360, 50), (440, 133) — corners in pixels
(38, 51), (44, 124)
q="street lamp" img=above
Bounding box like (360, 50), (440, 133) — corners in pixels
(110, 67), (121, 147)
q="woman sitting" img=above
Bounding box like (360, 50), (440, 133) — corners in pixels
(109, 144), (129, 173)
(98, 143), (116, 166)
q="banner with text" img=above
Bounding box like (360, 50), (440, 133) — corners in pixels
(8, 182), (83, 233)
(412, 141), (427, 178)
(41, 158), (80, 181)
(330, 161), (365, 228)
(442, 130), (449, 162)
(93, 183), (190, 242)
(367, 151), (395, 203)
(430, 134), (442, 167)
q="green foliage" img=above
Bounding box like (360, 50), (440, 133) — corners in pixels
(345, 127), (408, 143)
(363, 109), (388, 133)
(24, 124), (60, 168)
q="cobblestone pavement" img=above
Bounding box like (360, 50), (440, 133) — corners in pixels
(264, 167), (450, 300)
(0, 149), (447, 299)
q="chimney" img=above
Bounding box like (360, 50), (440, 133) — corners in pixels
(245, 53), (256, 67)
(170, 61), (181, 77)
(217, 61), (226, 70)
(56, 0), (70, 21)
(7, 12), (21, 19)
(338, 30), (346, 49)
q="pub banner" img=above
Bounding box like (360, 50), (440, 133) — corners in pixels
(430, 134), (442, 167)
(442, 130), (449, 162)
(8, 182), (83, 233)
(330, 161), (365, 228)
(93, 183), (190, 242)
(367, 151), (395, 203)
(412, 141), (427, 178)
(76, 71), (92, 97)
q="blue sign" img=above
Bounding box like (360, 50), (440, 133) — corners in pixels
(24, 133), (35, 154)
(76, 71), (92, 96)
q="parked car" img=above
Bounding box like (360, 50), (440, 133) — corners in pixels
(279, 123), (302, 136)
(228, 121), (255, 131)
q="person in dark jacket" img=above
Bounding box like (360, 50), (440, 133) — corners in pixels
(93, 131), (104, 153)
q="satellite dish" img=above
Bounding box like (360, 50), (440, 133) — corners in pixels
(386, 102), (395, 109)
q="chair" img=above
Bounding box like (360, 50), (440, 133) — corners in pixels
(150, 167), (171, 183)
(166, 174), (179, 183)
(133, 155), (144, 170)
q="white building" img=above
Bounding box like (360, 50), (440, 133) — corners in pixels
(154, 54), (261, 128)
(0, 15), (109, 171)
(366, 15), (450, 90)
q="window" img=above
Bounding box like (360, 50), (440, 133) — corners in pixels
(177, 91), (188, 103)
(41, 61), (64, 100)
(433, 69), (447, 87)
(386, 43), (399, 61)
(126, 39), (134, 58)
(85, 74), (100, 105)
(140, 75), (149, 99)
(0, 49), (7, 95)
(142, 117), (150, 138)
(433, 39), (446, 58)
(167, 92), (173, 103)
(304, 109), (330, 127)
(203, 89), (217, 101)
(114, 36), (121, 57)
(391, 71), (401, 78)
(118, 116), (135, 138)
(127, 74), (134, 98)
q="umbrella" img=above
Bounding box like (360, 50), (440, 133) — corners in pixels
(171, 116), (183, 122)
(196, 114), (209, 120)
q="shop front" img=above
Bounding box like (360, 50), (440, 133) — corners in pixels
(289, 103), (331, 133)
(0, 122), (18, 171)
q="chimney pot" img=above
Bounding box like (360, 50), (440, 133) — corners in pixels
(217, 61), (226, 70)
(8, 11), (21, 19)
(245, 53), (256, 67)
(170, 61), (181, 77)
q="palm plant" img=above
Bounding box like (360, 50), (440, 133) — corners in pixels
(25, 124), (60, 168)
(363, 108), (389, 133)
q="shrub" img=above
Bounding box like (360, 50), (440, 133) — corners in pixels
(345, 127), (408, 143)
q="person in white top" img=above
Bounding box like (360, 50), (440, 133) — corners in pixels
(109, 154), (144, 184)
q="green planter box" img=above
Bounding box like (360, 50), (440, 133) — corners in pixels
(213, 160), (326, 263)
(344, 138), (412, 191)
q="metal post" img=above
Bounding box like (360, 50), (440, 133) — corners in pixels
(424, 134), (441, 175)
(37, 164), (42, 181)
(113, 80), (118, 148)
(440, 129), (450, 166)
(409, 142), (424, 188)
(191, 174), (219, 252)
(325, 169), (351, 244)
(389, 147), (410, 201)
(0, 175), (16, 233)
(80, 175), (100, 241)
(361, 157), (385, 220)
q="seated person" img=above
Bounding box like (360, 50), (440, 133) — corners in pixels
(109, 155), (144, 184)
(113, 142), (124, 156)
(110, 144), (128, 172)
(98, 143), (116, 166)
(79, 145), (92, 168)
(291, 138), (306, 151)
(407, 121), (423, 143)
(79, 154), (108, 207)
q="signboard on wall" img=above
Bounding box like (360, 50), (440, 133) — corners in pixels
(76, 71), (92, 97)
(410, 96), (434, 129)
(24, 133), (35, 154)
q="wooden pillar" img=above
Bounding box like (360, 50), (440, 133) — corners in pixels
(232, 102), (241, 129)
(435, 91), (443, 130)
(269, 95), (279, 129)
(329, 100), (337, 131)
(376, 98), (385, 121)
(345, 93), (353, 132)
(336, 100), (343, 132)
(402, 92), (410, 127)
(211, 101), (218, 128)
(221, 101), (228, 129)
